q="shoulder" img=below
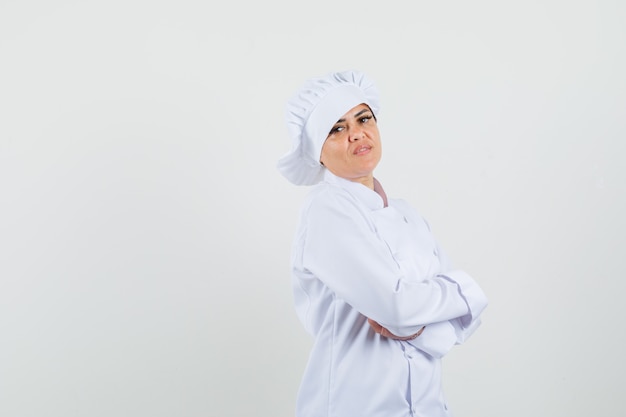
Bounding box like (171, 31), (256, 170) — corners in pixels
(297, 182), (372, 230)
(302, 182), (360, 213)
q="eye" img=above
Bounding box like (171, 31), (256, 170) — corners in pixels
(359, 115), (373, 124)
(328, 125), (345, 135)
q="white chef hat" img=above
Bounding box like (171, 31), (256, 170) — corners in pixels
(277, 70), (380, 185)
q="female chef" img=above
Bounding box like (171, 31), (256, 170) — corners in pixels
(277, 70), (488, 417)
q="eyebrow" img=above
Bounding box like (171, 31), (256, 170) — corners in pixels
(353, 108), (371, 118)
(334, 108), (372, 124)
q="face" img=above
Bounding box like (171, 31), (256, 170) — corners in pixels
(320, 103), (382, 187)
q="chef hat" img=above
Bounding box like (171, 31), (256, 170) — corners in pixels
(277, 70), (380, 186)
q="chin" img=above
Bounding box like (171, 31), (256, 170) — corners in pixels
(360, 160), (380, 173)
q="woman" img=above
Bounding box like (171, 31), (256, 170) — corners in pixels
(277, 70), (488, 417)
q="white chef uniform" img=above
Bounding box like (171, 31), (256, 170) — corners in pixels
(290, 169), (488, 417)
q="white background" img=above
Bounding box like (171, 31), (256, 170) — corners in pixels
(1, 1), (624, 416)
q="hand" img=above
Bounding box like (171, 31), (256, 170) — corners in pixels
(368, 318), (425, 341)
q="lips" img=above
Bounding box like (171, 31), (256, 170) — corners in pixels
(353, 145), (371, 155)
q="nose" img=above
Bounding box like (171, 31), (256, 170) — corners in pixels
(348, 127), (364, 142)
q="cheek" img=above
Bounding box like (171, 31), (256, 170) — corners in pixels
(369, 127), (381, 142)
(320, 147), (333, 165)
(321, 141), (341, 163)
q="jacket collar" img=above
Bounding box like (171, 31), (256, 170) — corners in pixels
(322, 169), (388, 210)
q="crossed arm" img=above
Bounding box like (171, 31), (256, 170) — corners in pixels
(301, 190), (487, 349)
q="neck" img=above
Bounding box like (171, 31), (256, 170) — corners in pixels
(352, 175), (375, 190)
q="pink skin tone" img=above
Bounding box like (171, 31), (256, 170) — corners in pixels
(368, 319), (425, 340)
(320, 103), (382, 190)
(320, 103), (424, 340)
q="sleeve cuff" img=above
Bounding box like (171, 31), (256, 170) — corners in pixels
(437, 270), (488, 327)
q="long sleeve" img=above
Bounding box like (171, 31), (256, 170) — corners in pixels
(298, 186), (487, 338)
(435, 243), (487, 344)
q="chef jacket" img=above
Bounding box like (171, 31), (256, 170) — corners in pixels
(290, 169), (488, 417)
